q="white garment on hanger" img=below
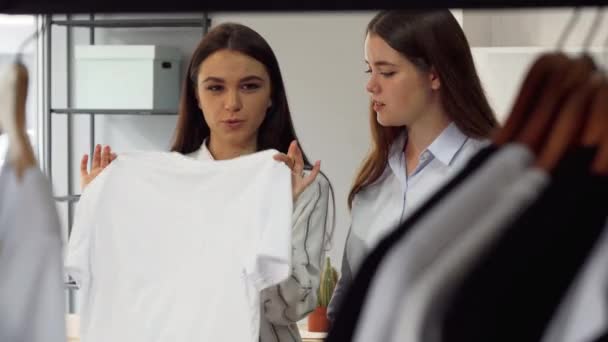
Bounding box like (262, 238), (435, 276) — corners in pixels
(389, 168), (549, 342)
(0, 162), (66, 342)
(66, 150), (293, 342)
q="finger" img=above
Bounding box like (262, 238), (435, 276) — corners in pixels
(292, 141), (305, 176)
(287, 140), (298, 159)
(92, 144), (102, 169)
(100, 145), (111, 168)
(111, 153), (118, 162)
(104, 146), (115, 165)
(273, 152), (287, 161)
(80, 154), (89, 177)
(273, 153), (290, 164)
(273, 153), (295, 169)
(285, 142), (298, 170)
(301, 161), (321, 189)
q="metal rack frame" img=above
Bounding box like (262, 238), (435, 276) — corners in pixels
(41, 12), (211, 312)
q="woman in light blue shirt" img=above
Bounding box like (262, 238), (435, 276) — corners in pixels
(328, 9), (499, 320)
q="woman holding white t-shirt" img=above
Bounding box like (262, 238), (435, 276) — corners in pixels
(78, 23), (332, 342)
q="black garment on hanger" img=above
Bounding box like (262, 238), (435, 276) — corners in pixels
(325, 144), (498, 342)
(443, 147), (608, 342)
(591, 330), (608, 342)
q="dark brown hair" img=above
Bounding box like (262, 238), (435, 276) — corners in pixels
(349, 10), (499, 208)
(170, 22), (311, 165)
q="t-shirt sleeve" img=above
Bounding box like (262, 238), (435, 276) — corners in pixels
(244, 157), (293, 292)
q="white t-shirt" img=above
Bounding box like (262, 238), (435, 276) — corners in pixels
(65, 149), (293, 342)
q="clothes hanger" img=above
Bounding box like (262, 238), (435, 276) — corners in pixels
(590, 9), (608, 176)
(517, 56), (595, 157)
(0, 24), (43, 180)
(590, 114), (608, 175)
(515, 7), (599, 157)
(581, 81), (608, 148)
(493, 8), (583, 146)
(0, 62), (35, 180)
(492, 54), (569, 146)
(581, 8), (607, 149)
(535, 7), (606, 172)
(534, 72), (603, 172)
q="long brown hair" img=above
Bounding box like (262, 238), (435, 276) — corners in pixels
(170, 22), (311, 165)
(348, 10), (498, 208)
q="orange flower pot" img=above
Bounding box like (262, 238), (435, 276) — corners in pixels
(308, 306), (329, 332)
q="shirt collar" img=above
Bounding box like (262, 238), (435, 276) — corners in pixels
(388, 130), (408, 163)
(425, 122), (469, 166)
(192, 138), (215, 161)
(387, 122), (469, 176)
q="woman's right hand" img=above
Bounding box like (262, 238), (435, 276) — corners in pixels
(80, 144), (117, 191)
(273, 140), (321, 203)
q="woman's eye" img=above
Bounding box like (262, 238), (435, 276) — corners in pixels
(241, 83), (261, 91)
(206, 85), (223, 92)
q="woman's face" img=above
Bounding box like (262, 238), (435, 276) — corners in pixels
(196, 49), (272, 147)
(364, 33), (439, 128)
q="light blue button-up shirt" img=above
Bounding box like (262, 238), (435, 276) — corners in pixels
(328, 122), (489, 321)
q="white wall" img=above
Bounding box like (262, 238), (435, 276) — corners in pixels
(462, 7), (608, 123)
(0, 15), (37, 54)
(463, 7), (608, 47)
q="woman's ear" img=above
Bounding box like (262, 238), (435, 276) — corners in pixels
(429, 66), (441, 91)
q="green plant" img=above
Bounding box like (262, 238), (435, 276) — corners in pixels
(316, 257), (339, 308)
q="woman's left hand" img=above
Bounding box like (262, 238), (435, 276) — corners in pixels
(273, 140), (321, 202)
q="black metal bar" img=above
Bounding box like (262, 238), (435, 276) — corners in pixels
(45, 14), (52, 181)
(51, 108), (178, 115)
(54, 194), (81, 202)
(66, 13), (76, 314)
(51, 18), (207, 28)
(89, 13), (96, 164)
(66, 13), (74, 235)
(202, 12), (209, 35)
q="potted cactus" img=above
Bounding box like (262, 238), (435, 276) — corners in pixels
(308, 256), (339, 332)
